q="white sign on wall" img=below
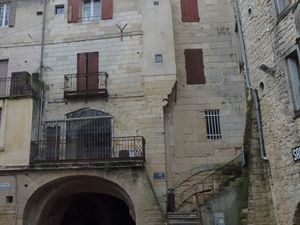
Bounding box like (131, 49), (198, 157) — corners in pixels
(214, 212), (225, 225)
(0, 183), (11, 189)
(292, 146), (300, 162)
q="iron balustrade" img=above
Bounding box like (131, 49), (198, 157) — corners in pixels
(30, 136), (145, 163)
(64, 72), (108, 98)
(30, 117), (144, 163)
(0, 74), (37, 98)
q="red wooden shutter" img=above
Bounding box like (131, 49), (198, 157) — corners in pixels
(87, 52), (99, 91)
(77, 53), (87, 91)
(68, 0), (80, 23)
(180, 0), (200, 22)
(185, 49), (205, 84)
(102, 0), (113, 20)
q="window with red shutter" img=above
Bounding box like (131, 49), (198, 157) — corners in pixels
(184, 49), (205, 84)
(102, 0), (113, 19)
(77, 52), (99, 91)
(68, 0), (80, 23)
(180, 0), (200, 22)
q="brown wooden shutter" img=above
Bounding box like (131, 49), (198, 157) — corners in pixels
(180, 0), (200, 22)
(68, 0), (80, 23)
(9, 0), (17, 27)
(185, 49), (205, 84)
(77, 53), (87, 91)
(102, 0), (113, 20)
(87, 52), (99, 91)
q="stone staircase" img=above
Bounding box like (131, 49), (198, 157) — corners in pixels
(167, 212), (201, 225)
(174, 153), (244, 212)
(166, 152), (244, 225)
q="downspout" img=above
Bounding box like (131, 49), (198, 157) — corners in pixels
(234, 0), (268, 160)
(38, 0), (47, 141)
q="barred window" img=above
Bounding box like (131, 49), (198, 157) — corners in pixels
(205, 110), (221, 140)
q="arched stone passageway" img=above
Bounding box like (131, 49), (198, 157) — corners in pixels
(23, 176), (136, 225)
(294, 202), (300, 225)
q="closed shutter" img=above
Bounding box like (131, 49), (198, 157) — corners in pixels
(87, 52), (99, 91)
(101, 0), (113, 20)
(185, 49), (205, 84)
(180, 0), (200, 22)
(77, 53), (87, 91)
(68, 0), (80, 23)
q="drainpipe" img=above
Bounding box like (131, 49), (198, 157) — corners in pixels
(37, 0), (47, 141)
(234, 0), (268, 160)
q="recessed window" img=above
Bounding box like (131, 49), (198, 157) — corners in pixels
(205, 110), (222, 140)
(274, 0), (287, 15)
(6, 196), (13, 204)
(0, 2), (11, 27)
(155, 54), (163, 63)
(82, 0), (101, 22)
(287, 50), (300, 113)
(55, 5), (64, 15)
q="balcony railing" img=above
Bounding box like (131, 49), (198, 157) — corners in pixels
(30, 136), (145, 163)
(0, 72), (38, 98)
(64, 72), (108, 98)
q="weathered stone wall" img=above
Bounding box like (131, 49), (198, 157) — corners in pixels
(238, 0), (300, 224)
(0, 168), (165, 225)
(165, 0), (246, 191)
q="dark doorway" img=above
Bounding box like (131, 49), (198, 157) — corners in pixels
(60, 193), (135, 225)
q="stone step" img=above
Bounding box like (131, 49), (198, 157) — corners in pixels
(167, 212), (201, 225)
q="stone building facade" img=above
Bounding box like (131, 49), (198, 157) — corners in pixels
(237, 0), (300, 224)
(0, 0), (248, 224)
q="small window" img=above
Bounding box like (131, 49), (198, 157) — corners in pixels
(0, 2), (11, 27)
(55, 5), (64, 15)
(287, 50), (300, 114)
(205, 110), (221, 140)
(274, 0), (287, 15)
(82, 0), (101, 22)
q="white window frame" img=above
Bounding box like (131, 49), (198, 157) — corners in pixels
(82, 0), (101, 22)
(286, 47), (300, 116)
(0, 2), (10, 27)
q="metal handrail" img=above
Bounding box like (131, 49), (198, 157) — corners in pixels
(64, 72), (108, 95)
(30, 136), (145, 163)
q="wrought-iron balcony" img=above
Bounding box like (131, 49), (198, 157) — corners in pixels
(64, 72), (108, 98)
(30, 136), (145, 164)
(0, 72), (38, 98)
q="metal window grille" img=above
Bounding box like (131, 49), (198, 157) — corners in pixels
(205, 110), (221, 140)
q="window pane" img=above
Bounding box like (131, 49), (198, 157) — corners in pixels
(0, 4), (4, 27)
(83, 0), (91, 20)
(276, 0), (286, 14)
(93, 0), (100, 18)
(287, 54), (300, 110)
(4, 4), (10, 26)
(55, 5), (64, 15)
